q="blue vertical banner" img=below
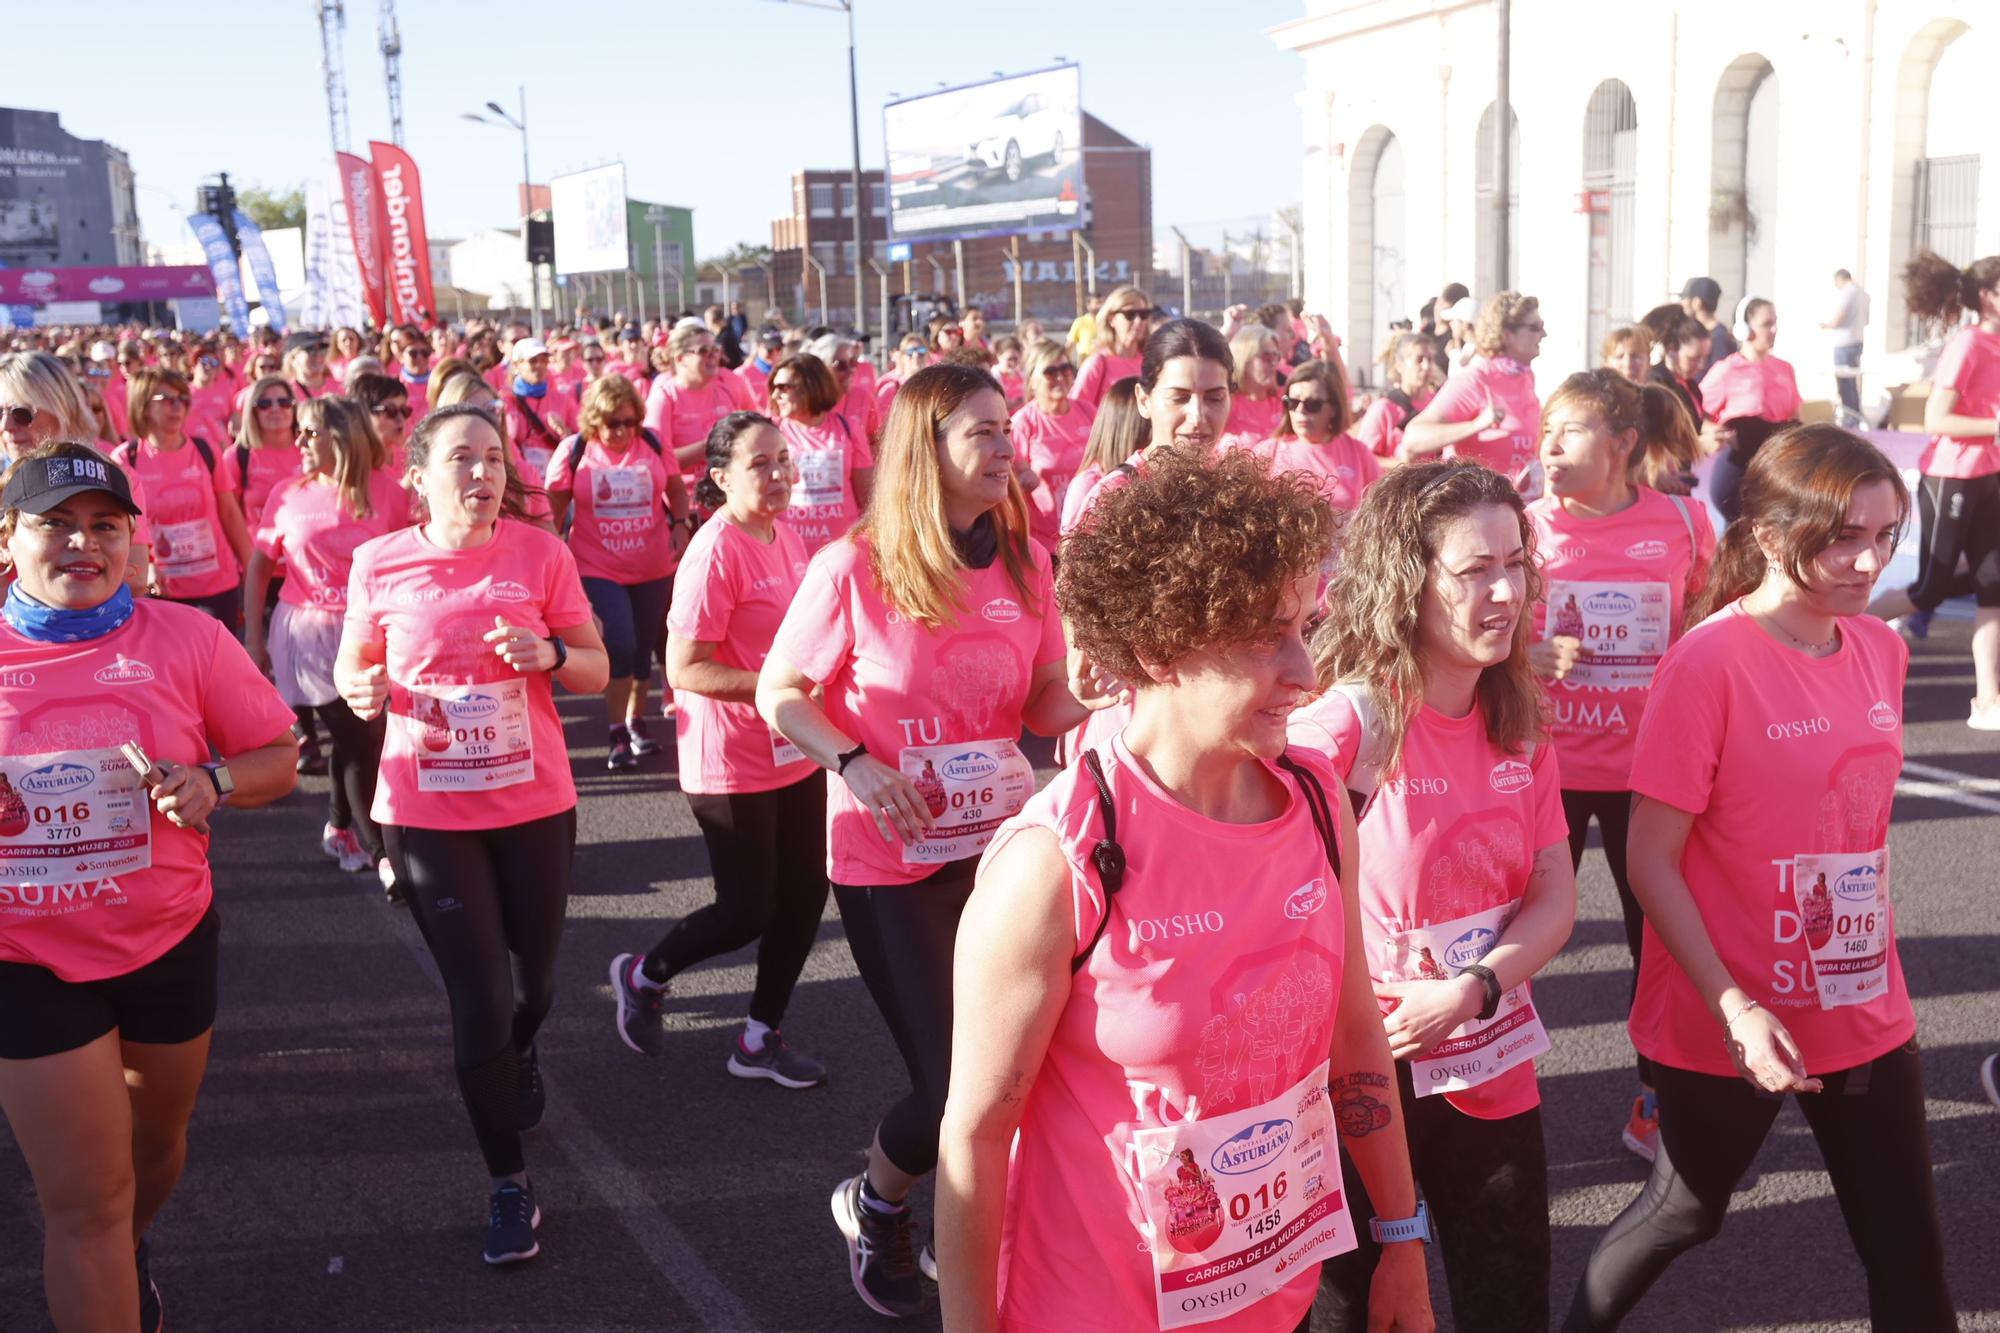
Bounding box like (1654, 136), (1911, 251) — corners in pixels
(232, 209), (287, 333)
(186, 212), (250, 330)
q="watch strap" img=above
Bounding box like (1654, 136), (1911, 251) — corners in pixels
(1460, 963), (1502, 1021)
(1368, 1201), (1430, 1245)
(546, 634), (569, 671)
(202, 763), (234, 797)
(835, 742), (868, 775)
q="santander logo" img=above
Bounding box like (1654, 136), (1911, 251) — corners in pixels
(1624, 539), (1669, 560)
(1489, 758), (1534, 795)
(981, 597), (1022, 625)
(1867, 700), (1898, 732)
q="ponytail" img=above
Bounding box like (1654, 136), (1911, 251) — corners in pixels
(1903, 249), (2000, 330)
(1634, 382), (1698, 491)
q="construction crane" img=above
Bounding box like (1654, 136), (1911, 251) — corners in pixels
(314, 0), (351, 155)
(379, 0), (404, 145)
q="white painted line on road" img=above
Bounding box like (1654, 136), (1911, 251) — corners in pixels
(380, 916), (756, 1329)
(1898, 759), (2000, 815)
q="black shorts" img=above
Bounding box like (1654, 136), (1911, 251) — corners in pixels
(0, 906), (220, 1061)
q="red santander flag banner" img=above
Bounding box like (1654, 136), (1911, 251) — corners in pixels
(369, 140), (437, 327)
(335, 151), (388, 327)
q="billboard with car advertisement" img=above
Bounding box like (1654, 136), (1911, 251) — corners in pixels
(884, 65), (1084, 243)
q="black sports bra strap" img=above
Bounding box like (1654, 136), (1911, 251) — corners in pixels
(1275, 754), (1341, 883)
(1071, 749), (1126, 975)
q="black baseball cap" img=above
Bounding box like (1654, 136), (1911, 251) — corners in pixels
(283, 331), (328, 356)
(1679, 277), (1722, 306)
(3, 449), (142, 517)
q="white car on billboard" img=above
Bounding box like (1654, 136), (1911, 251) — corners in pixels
(970, 90), (1068, 182)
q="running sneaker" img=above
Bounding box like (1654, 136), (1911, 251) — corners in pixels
(1621, 1094), (1658, 1163)
(1888, 609), (1933, 643)
(830, 1174), (923, 1318)
(518, 1045), (545, 1132)
(482, 1180), (541, 1265)
(1981, 1053), (2000, 1109)
(610, 953), (667, 1056)
(626, 716), (663, 757)
(607, 728), (637, 770)
(333, 829), (371, 875)
(320, 821), (345, 860)
(728, 1029), (827, 1089)
(136, 1236), (162, 1333)
(295, 728), (328, 776)
(1969, 700), (2000, 733)
(379, 858), (405, 907)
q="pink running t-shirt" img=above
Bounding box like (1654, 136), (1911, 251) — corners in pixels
(770, 531), (1064, 887)
(344, 520), (593, 832)
(1527, 488), (1716, 791)
(217, 443), (306, 533)
(118, 438), (240, 600)
(1010, 398), (1097, 549)
(1626, 608), (1915, 1077)
(187, 380), (233, 447)
(736, 359), (772, 412)
(1289, 691), (1567, 1118)
(1223, 393), (1284, 445)
(1074, 350), (1143, 412)
(983, 738), (1348, 1333)
(1921, 326), (2000, 479)
(543, 436), (680, 584)
(1353, 389), (1433, 459)
(1421, 359), (1542, 490)
(0, 600), (295, 981)
(1698, 353), (1802, 425)
(668, 517), (817, 796)
(1251, 433), (1382, 513)
(255, 470), (411, 611)
(645, 375), (740, 473)
(501, 384), (578, 484)
(780, 413), (874, 556)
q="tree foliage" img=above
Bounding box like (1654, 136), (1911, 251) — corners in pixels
(238, 184), (306, 232)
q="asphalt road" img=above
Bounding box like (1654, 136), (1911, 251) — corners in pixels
(2, 622), (1996, 1333)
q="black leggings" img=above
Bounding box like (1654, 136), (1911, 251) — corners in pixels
(643, 775), (830, 1026)
(1705, 418), (1795, 524)
(1908, 472), (2000, 611)
(1562, 788), (1651, 1085)
(832, 857), (977, 1179)
(317, 697), (387, 862)
(385, 809), (577, 1178)
(1563, 1041), (1953, 1331)
(1317, 1063), (1550, 1332)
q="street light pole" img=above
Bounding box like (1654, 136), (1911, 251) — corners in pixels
(464, 89), (541, 335)
(773, 0), (868, 346)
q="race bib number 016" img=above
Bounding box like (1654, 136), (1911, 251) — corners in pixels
(408, 678), (534, 792)
(1382, 902), (1551, 1097)
(1545, 579), (1671, 689)
(1792, 849), (1891, 1009)
(0, 747), (151, 884)
(898, 738), (1034, 865)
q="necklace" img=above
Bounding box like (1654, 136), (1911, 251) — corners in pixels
(1758, 608), (1838, 655)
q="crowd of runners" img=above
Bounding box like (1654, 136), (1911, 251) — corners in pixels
(0, 252), (1989, 1331)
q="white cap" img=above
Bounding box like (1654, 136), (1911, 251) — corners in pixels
(1444, 296), (1481, 325)
(510, 337), (549, 361)
(90, 340), (117, 362)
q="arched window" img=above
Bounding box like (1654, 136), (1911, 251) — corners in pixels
(1347, 126), (1405, 379)
(1892, 23), (1980, 344)
(1709, 55), (1778, 319)
(1582, 80), (1638, 356)
(1475, 103), (1521, 298)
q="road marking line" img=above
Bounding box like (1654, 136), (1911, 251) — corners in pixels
(1898, 759), (2000, 815)
(381, 915), (755, 1329)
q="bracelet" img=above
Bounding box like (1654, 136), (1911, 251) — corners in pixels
(546, 635), (569, 672)
(834, 742), (868, 775)
(1458, 963), (1502, 1022)
(1724, 999), (1762, 1029)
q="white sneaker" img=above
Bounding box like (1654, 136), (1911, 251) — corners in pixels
(320, 822), (344, 859)
(1981, 1054), (2000, 1109)
(1969, 701), (2000, 732)
(333, 828), (371, 874)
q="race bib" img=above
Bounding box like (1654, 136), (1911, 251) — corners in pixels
(591, 465), (656, 523)
(771, 729), (806, 767)
(793, 445), (846, 510)
(1545, 579), (1671, 689)
(407, 677), (534, 792)
(154, 518), (220, 579)
(898, 738), (1034, 864)
(1792, 849), (1891, 1009)
(1381, 902), (1551, 1096)
(1130, 1060), (1352, 1328)
(0, 748), (151, 884)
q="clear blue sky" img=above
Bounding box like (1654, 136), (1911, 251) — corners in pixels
(14, 0), (1305, 258)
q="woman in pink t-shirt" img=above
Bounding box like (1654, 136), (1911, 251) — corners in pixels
(1869, 251), (2000, 730)
(500, 339), (577, 486)
(771, 352), (875, 556)
(1059, 377), (1148, 538)
(991, 334), (1026, 409)
(245, 397), (407, 881)
(1009, 337), (1097, 550)
(1074, 284), (1151, 411)
(1567, 427), (1953, 1330)
(1352, 332), (1437, 460)
(1292, 460), (1577, 1331)
(645, 323), (746, 473)
(758, 364), (1089, 1319)
(282, 332), (338, 401)
(1255, 357), (1381, 514)
(116, 366), (248, 623)
(1223, 322), (1287, 444)
(0, 351), (152, 593)
(1403, 292), (1546, 494)
(1697, 297), (1802, 522)
(611, 413), (831, 1086)
(937, 447), (1433, 1333)
(1527, 371), (1716, 1164)
(335, 404), (609, 1267)
(349, 371), (417, 479)
(185, 345), (233, 448)
(543, 374), (691, 768)
(217, 374), (305, 560)
(0, 442), (297, 1332)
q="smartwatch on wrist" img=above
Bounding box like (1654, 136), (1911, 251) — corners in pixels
(546, 635), (569, 672)
(1459, 963), (1502, 1021)
(1369, 1201), (1431, 1245)
(834, 742), (868, 776)
(201, 762), (234, 804)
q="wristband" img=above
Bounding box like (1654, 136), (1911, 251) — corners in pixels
(1369, 1201), (1431, 1245)
(834, 742), (868, 775)
(1459, 963), (1502, 1021)
(1724, 998), (1762, 1029)
(546, 635), (568, 672)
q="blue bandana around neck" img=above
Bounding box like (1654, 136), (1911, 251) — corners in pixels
(3, 581), (135, 643)
(512, 377), (548, 399)
(404, 370), (431, 386)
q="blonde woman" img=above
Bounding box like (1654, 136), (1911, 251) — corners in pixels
(1402, 291), (1547, 493)
(757, 363), (1089, 1318)
(217, 374), (304, 563)
(0, 351), (150, 591)
(1008, 337), (1095, 549)
(245, 397), (409, 880)
(115, 368), (248, 621)
(644, 320), (752, 473)
(1222, 321), (1286, 443)
(1073, 283), (1151, 411)
(1354, 331), (1439, 461)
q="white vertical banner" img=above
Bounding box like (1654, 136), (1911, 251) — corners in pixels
(305, 168), (367, 329)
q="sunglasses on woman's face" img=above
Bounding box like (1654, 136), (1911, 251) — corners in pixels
(371, 403), (413, 420)
(1042, 364), (1076, 380)
(0, 404), (40, 428)
(151, 393), (191, 407)
(255, 396), (294, 411)
(1114, 307), (1152, 321)
(770, 380), (797, 394)
(1286, 395), (1327, 414)
(605, 416), (642, 433)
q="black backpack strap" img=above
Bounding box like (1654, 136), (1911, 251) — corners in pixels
(232, 443), (250, 492)
(1111, 460), (1139, 482)
(640, 426), (665, 458)
(512, 394), (558, 445)
(113, 440), (137, 467)
(1070, 748), (1127, 975)
(1384, 388), (1417, 428)
(1274, 754), (1341, 882)
(560, 432), (586, 479)
(188, 436), (216, 475)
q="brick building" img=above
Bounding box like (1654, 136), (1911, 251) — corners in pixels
(770, 111), (1152, 333)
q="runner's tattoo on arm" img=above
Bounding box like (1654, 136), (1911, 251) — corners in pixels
(998, 1071), (1029, 1106)
(1330, 1071), (1393, 1139)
